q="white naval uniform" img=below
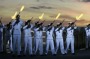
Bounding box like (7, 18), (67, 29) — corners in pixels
(34, 27), (43, 55)
(65, 27), (77, 54)
(0, 24), (4, 52)
(10, 29), (13, 51)
(5, 26), (13, 52)
(55, 27), (65, 54)
(45, 27), (55, 55)
(12, 20), (23, 55)
(23, 25), (33, 55)
(85, 27), (90, 48)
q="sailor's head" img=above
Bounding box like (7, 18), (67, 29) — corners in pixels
(68, 22), (74, 27)
(87, 24), (90, 27)
(68, 22), (72, 25)
(57, 22), (62, 27)
(16, 14), (20, 20)
(27, 20), (31, 23)
(47, 24), (50, 27)
(25, 20), (31, 25)
(57, 23), (60, 25)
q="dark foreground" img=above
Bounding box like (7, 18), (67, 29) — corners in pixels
(0, 48), (90, 59)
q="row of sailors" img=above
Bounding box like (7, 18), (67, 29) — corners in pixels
(0, 15), (90, 56)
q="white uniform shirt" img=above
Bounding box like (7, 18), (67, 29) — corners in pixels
(85, 27), (90, 36)
(66, 27), (77, 38)
(46, 27), (54, 40)
(34, 27), (43, 39)
(0, 24), (4, 32)
(23, 24), (33, 36)
(55, 27), (64, 39)
(12, 19), (23, 35)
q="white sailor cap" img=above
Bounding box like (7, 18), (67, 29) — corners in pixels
(68, 22), (72, 24)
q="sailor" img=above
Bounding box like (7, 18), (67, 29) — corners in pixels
(65, 22), (77, 55)
(45, 22), (55, 55)
(55, 23), (65, 55)
(12, 14), (24, 55)
(5, 21), (13, 52)
(0, 20), (4, 53)
(23, 20), (33, 55)
(85, 24), (90, 49)
(33, 20), (40, 52)
(34, 21), (44, 55)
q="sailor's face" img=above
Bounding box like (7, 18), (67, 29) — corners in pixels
(72, 24), (74, 27)
(48, 24), (50, 26)
(16, 15), (20, 20)
(68, 23), (71, 26)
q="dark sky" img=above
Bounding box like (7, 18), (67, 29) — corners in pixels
(0, 0), (90, 26)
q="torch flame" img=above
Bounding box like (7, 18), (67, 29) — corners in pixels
(39, 13), (44, 20)
(12, 11), (18, 19)
(76, 13), (83, 20)
(55, 13), (61, 20)
(20, 6), (25, 12)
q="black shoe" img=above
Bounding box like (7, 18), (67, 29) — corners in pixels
(40, 54), (44, 56)
(62, 54), (66, 55)
(52, 54), (56, 56)
(33, 54), (36, 56)
(30, 54), (33, 57)
(64, 53), (67, 55)
(17, 54), (21, 57)
(86, 48), (88, 50)
(72, 53), (75, 55)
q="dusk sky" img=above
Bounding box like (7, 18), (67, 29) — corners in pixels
(0, 0), (90, 26)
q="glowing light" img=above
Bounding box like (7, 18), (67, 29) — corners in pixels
(11, 11), (18, 19)
(20, 6), (25, 12)
(55, 13), (61, 20)
(39, 13), (44, 20)
(76, 13), (84, 20)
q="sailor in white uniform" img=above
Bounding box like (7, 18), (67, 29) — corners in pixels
(65, 22), (77, 55)
(85, 24), (90, 49)
(55, 23), (65, 55)
(5, 22), (13, 52)
(12, 15), (24, 55)
(45, 24), (55, 55)
(23, 20), (33, 55)
(0, 21), (4, 52)
(33, 21), (39, 52)
(34, 22), (44, 55)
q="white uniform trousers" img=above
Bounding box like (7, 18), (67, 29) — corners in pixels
(13, 34), (21, 55)
(24, 36), (32, 55)
(35, 38), (43, 55)
(33, 38), (36, 52)
(46, 39), (55, 55)
(86, 36), (90, 48)
(56, 38), (65, 54)
(65, 37), (74, 54)
(10, 36), (13, 51)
